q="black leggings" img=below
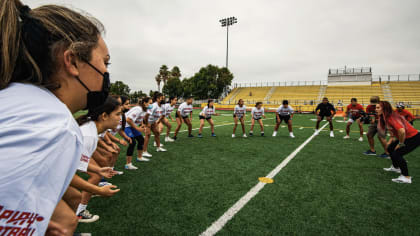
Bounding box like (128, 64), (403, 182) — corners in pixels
(387, 132), (420, 176)
(127, 135), (144, 156)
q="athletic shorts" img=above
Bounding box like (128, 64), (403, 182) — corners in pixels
(199, 115), (211, 120)
(318, 114), (332, 120)
(253, 117), (262, 121)
(348, 116), (360, 124)
(176, 112), (189, 119)
(124, 127), (142, 138)
(367, 123), (386, 139)
(277, 115), (291, 123)
(233, 114), (244, 119)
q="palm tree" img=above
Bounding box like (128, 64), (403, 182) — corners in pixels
(171, 66), (181, 80)
(159, 65), (170, 87)
(155, 74), (162, 92)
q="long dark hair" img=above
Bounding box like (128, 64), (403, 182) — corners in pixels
(255, 102), (262, 107)
(0, 1), (104, 90)
(168, 96), (176, 104)
(76, 96), (121, 126)
(140, 97), (151, 111)
(120, 95), (129, 129)
(153, 92), (163, 103)
(207, 99), (214, 109)
(378, 101), (406, 134)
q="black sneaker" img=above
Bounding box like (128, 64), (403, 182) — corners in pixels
(188, 134), (194, 138)
(173, 136), (177, 140)
(363, 150), (376, 156)
(249, 132), (253, 136)
(261, 133), (265, 137)
(77, 210), (99, 223)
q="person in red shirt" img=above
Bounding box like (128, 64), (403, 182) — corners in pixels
(396, 104), (415, 125)
(363, 96), (389, 158)
(378, 101), (420, 184)
(344, 98), (365, 141)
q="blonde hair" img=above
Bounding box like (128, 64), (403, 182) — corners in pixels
(0, 0), (104, 90)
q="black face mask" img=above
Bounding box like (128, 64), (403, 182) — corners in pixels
(75, 61), (110, 111)
(123, 108), (129, 113)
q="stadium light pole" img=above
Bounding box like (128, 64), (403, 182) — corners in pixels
(219, 17), (237, 69)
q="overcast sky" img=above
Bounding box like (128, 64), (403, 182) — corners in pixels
(28, 0), (420, 92)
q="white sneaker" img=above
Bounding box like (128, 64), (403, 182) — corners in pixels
(98, 181), (112, 187)
(330, 131), (334, 137)
(272, 131), (277, 137)
(165, 137), (174, 142)
(232, 134), (235, 138)
(243, 134), (247, 138)
(154, 142), (164, 147)
(314, 129), (319, 135)
(142, 152), (152, 158)
(343, 135), (350, 139)
(157, 147), (167, 152)
(383, 165), (401, 173)
(358, 137), (363, 142)
(125, 163), (138, 170)
(137, 157), (150, 162)
(289, 133), (295, 138)
(392, 175), (412, 184)
(114, 170), (124, 175)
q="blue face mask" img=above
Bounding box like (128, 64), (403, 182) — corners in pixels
(148, 104), (153, 109)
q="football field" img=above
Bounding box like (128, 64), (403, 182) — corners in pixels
(76, 110), (420, 235)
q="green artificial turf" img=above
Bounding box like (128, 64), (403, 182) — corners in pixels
(76, 110), (420, 235)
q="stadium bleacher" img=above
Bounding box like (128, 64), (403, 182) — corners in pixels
(219, 80), (420, 116)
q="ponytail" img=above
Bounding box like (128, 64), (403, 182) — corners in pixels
(140, 97), (151, 111)
(76, 96), (120, 126)
(0, 0), (104, 90)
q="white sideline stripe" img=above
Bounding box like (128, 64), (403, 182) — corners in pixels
(199, 120), (331, 236)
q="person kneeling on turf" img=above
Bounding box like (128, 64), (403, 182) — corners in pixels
(273, 100), (295, 138)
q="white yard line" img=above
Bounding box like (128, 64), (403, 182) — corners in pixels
(199, 120), (331, 236)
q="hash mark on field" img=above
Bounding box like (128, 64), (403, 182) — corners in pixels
(200, 119), (332, 236)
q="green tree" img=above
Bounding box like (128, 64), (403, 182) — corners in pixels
(162, 77), (183, 98)
(159, 65), (170, 87)
(110, 80), (130, 96)
(182, 77), (194, 99)
(170, 66), (181, 79)
(129, 90), (147, 103)
(155, 74), (162, 92)
(187, 65), (233, 99)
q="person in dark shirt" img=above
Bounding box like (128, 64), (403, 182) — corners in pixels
(315, 97), (336, 137)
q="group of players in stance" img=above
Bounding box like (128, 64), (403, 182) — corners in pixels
(0, 1), (419, 235)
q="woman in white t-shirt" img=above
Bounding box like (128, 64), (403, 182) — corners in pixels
(198, 99), (220, 138)
(0, 2), (112, 235)
(232, 99), (247, 138)
(144, 92), (167, 153)
(174, 97), (194, 139)
(250, 102), (267, 136)
(124, 97), (152, 169)
(74, 96), (122, 223)
(159, 96), (177, 143)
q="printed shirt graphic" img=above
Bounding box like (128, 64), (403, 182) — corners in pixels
(252, 107), (265, 119)
(147, 102), (163, 123)
(346, 104), (364, 118)
(179, 102), (193, 117)
(125, 106), (145, 127)
(0, 83), (83, 235)
(234, 105), (247, 118)
(277, 105), (294, 116)
(163, 104), (175, 118)
(78, 121), (98, 172)
(200, 106), (216, 118)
